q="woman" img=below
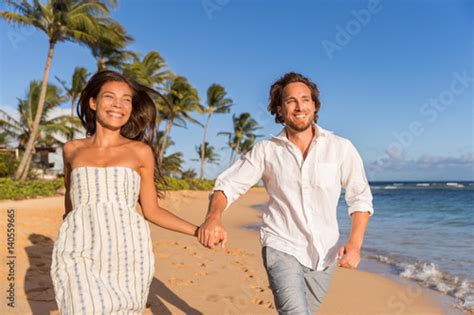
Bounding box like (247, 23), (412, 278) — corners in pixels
(50, 70), (200, 314)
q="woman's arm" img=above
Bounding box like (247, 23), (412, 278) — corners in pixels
(138, 144), (199, 237)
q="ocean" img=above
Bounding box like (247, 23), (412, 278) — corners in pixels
(250, 181), (474, 313)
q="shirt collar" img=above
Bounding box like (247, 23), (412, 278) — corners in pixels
(271, 123), (333, 143)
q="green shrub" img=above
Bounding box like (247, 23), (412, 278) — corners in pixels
(0, 152), (19, 177)
(187, 178), (215, 190)
(160, 177), (215, 191)
(161, 177), (190, 190)
(0, 177), (63, 200)
(0, 175), (221, 200)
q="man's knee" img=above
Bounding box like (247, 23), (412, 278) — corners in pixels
(303, 262), (337, 313)
(262, 247), (311, 314)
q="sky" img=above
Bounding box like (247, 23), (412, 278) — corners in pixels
(0, 0), (472, 181)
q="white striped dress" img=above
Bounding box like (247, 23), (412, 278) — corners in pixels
(51, 166), (155, 314)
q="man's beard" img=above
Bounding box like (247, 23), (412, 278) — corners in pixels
(285, 114), (314, 132)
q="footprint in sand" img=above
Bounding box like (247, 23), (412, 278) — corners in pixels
(251, 285), (266, 293)
(251, 297), (274, 309)
(190, 251), (202, 258)
(167, 277), (194, 286)
(172, 262), (186, 269)
(225, 248), (254, 257)
(181, 244), (197, 250)
(231, 260), (244, 267)
(233, 263), (255, 280)
(205, 294), (235, 303)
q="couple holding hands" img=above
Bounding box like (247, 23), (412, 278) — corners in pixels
(51, 70), (373, 315)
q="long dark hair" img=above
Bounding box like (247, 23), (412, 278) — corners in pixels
(267, 72), (321, 124)
(77, 70), (166, 198)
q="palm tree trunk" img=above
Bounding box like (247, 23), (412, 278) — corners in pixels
(71, 98), (75, 116)
(19, 148), (34, 179)
(156, 120), (162, 135)
(230, 136), (241, 166)
(98, 56), (106, 71)
(152, 117), (162, 153)
(14, 41), (55, 180)
(200, 112), (212, 179)
(159, 116), (174, 165)
(69, 97), (76, 140)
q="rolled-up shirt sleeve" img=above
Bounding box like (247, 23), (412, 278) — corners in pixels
(340, 140), (374, 217)
(210, 142), (265, 211)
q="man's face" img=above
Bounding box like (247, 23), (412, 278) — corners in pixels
(277, 82), (315, 132)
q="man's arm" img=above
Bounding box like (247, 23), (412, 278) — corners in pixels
(198, 190), (228, 248)
(337, 211), (369, 269)
(198, 142), (265, 249)
(338, 140), (374, 269)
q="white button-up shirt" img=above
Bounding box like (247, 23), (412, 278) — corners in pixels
(212, 124), (374, 271)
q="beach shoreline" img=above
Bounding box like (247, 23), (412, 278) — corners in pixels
(0, 188), (453, 314)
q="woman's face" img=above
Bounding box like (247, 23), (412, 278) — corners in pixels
(89, 81), (133, 131)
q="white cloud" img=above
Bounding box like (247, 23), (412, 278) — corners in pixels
(368, 151), (474, 180)
(46, 106), (72, 120)
(0, 103), (20, 121)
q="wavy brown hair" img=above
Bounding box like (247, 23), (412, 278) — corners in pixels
(77, 70), (166, 198)
(267, 72), (321, 124)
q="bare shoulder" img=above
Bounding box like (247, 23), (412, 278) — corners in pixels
(63, 139), (86, 158)
(129, 141), (155, 167)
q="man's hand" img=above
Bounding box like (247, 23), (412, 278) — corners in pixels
(337, 242), (361, 269)
(198, 217), (228, 249)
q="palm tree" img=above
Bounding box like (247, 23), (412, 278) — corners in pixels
(199, 83), (234, 178)
(181, 168), (197, 179)
(97, 48), (137, 72)
(90, 20), (136, 72)
(56, 67), (89, 116)
(218, 112), (261, 166)
(123, 51), (173, 140)
(158, 75), (204, 164)
(1, 0), (119, 180)
(194, 141), (220, 167)
(162, 152), (184, 177)
(153, 131), (183, 177)
(0, 81), (81, 177)
(55, 67), (89, 140)
(123, 51), (171, 88)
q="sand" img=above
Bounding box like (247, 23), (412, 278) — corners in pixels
(0, 188), (445, 314)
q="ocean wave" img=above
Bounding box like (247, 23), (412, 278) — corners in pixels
(368, 182), (473, 190)
(416, 183), (430, 187)
(446, 182), (465, 188)
(369, 254), (474, 313)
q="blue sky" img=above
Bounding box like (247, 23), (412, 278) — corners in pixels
(0, 0), (472, 181)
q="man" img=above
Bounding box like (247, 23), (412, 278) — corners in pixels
(198, 72), (374, 314)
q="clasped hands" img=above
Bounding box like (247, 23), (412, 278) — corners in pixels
(197, 217), (227, 249)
